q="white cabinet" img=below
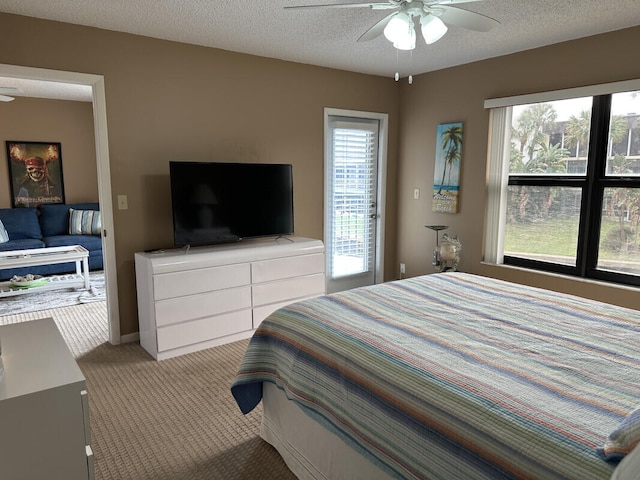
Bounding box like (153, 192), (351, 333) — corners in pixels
(135, 236), (325, 360)
(0, 318), (94, 480)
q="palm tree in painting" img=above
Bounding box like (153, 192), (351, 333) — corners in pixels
(444, 147), (461, 192)
(437, 124), (463, 194)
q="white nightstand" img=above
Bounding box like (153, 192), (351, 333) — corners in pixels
(0, 318), (94, 480)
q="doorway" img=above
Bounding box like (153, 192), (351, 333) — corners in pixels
(324, 108), (388, 294)
(0, 63), (120, 344)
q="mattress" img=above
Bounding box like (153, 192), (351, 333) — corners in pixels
(232, 272), (640, 479)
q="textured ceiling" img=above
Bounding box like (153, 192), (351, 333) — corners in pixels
(1, 0), (640, 98)
(0, 78), (92, 102)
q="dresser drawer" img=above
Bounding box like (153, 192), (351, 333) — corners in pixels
(252, 272), (325, 307)
(253, 294), (320, 328)
(252, 253), (324, 284)
(153, 263), (250, 300)
(157, 309), (253, 352)
(155, 286), (251, 327)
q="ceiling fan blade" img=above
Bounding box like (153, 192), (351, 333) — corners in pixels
(0, 94), (15, 102)
(358, 11), (398, 42)
(0, 87), (21, 95)
(436, 5), (500, 32)
(284, 2), (396, 10)
(428, 0), (483, 5)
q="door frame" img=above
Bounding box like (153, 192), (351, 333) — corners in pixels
(0, 63), (120, 344)
(323, 107), (388, 292)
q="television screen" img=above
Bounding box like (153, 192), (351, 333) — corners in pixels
(169, 161), (294, 247)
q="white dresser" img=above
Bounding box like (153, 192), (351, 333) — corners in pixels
(135, 236), (325, 360)
(0, 318), (94, 480)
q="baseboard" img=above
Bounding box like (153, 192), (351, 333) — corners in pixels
(120, 331), (140, 344)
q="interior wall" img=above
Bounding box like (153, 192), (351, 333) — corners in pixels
(397, 25), (640, 310)
(0, 13), (400, 336)
(0, 97), (98, 207)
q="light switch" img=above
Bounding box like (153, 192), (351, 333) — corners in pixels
(413, 188), (420, 200)
(117, 195), (128, 210)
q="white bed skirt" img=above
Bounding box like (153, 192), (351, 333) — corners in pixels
(261, 382), (395, 480)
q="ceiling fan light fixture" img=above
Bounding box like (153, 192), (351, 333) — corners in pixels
(0, 86), (21, 103)
(393, 28), (416, 50)
(420, 14), (448, 45)
(383, 12), (416, 50)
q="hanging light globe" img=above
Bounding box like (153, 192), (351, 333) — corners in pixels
(420, 14), (448, 44)
(384, 13), (416, 50)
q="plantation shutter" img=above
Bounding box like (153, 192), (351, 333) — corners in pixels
(327, 117), (379, 279)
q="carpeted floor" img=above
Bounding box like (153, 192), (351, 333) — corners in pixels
(0, 301), (109, 357)
(80, 339), (296, 480)
(2, 304), (296, 480)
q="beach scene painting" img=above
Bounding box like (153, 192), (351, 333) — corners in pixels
(432, 122), (463, 214)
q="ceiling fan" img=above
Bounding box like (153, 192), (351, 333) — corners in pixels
(285, 0), (500, 50)
(0, 87), (22, 102)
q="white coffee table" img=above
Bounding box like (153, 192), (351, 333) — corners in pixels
(0, 245), (90, 298)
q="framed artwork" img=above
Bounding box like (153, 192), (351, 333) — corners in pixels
(432, 122), (463, 214)
(6, 141), (65, 208)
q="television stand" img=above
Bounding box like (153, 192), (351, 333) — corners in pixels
(135, 236), (325, 360)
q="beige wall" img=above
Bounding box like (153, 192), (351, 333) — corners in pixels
(0, 13), (399, 336)
(0, 97), (98, 207)
(397, 25), (640, 310)
(3, 11), (639, 336)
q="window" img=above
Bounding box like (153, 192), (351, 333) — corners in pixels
(485, 84), (640, 287)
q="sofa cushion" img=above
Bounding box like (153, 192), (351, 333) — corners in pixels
(39, 202), (100, 237)
(43, 234), (103, 251)
(69, 208), (102, 235)
(0, 208), (42, 240)
(0, 238), (45, 252)
(0, 219), (8, 243)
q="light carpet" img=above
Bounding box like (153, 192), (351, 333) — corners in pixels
(0, 301), (108, 357)
(0, 270), (106, 317)
(80, 339), (296, 480)
(1, 303), (296, 479)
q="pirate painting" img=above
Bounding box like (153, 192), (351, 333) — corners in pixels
(6, 142), (65, 207)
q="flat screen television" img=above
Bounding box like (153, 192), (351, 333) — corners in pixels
(169, 161), (294, 247)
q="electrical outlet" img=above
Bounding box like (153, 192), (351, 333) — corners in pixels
(400, 263), (406, 274)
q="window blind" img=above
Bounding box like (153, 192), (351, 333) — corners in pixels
(327, 117), (379, 278)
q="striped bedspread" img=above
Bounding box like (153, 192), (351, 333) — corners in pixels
(232, 273), (640, 479)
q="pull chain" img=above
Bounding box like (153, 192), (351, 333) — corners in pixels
(394, 48), (400, 82)
(393, 49), (414, 84)
(408, 49), (413, 84)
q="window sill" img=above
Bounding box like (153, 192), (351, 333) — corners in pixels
(478, 261), (640, 312)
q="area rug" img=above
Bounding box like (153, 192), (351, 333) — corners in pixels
(0, 270), (105, 316)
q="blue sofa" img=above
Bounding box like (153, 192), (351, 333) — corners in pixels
(0, 202), (103, 280)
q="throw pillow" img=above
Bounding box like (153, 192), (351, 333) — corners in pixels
(610, 443), (640, 480)
(600, 406), (640, 462)
(0, 219), (9, 243)
(69, 208), (102, 235)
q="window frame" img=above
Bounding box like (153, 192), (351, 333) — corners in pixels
(485, 81), (640, 288)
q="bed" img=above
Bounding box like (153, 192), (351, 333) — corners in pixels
(231, 272), (640, 479)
